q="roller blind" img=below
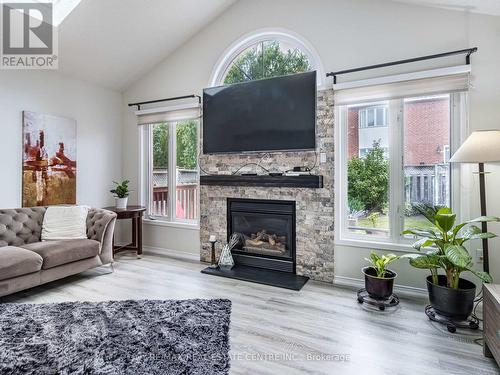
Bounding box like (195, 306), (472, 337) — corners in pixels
(334, 66), (470, 105)
(136, 103), (201, 125)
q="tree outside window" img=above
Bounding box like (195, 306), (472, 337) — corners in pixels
(149, 120), (199, 222)
(223, 40), (311, 85)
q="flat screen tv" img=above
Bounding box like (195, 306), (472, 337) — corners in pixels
(203, 71), (316, 153)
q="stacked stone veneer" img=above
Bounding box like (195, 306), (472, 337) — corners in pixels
(199, 89), (334, 282)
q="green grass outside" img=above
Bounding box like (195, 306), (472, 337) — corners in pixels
(357, 214), (435, 231)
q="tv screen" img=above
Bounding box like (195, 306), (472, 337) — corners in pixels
(203, 71), (316, 153)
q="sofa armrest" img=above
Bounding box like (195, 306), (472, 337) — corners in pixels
(86, 208), (117, 264)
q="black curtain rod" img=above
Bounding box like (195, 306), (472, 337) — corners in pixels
(128, 94), (201, 110)
(326, 47), (477, 84)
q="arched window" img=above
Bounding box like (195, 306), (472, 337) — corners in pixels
(210, 29), (324, 87)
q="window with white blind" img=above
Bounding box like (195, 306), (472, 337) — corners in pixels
(137, 104), (200, 226)
(334, 68), (470, 248)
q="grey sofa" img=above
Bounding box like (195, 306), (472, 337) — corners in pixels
(0, 207), (117, 297)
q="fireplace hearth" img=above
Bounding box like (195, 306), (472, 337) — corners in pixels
(201, 198), (309, 290)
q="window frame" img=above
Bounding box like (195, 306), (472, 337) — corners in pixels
(139, 120), (200, 229)
(209, 28), (325, 88)
(334, 92), (468, 252)
(358, 106), (387, 128)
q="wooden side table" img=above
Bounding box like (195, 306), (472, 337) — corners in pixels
(103, 206), (146, 258)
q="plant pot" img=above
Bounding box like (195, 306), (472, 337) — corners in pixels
(426, 275), (476, 320)
(362, 266), (397, 299)
(115, 197), (128, 209)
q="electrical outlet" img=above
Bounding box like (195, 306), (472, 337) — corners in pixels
(320, 152), (327, 164)
(476, 248), (483, 263)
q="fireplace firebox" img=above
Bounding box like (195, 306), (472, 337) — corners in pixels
(227, 198), (296, 273)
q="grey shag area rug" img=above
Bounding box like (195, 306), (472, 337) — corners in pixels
(0, 299), (231, 375)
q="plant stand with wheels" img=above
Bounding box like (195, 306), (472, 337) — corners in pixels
(357, 288), (400, 311)
(424, 305), (479, 333)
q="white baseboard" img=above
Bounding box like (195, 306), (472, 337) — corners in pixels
(141, 246), (429, 299)
(334, 275), (428, 299)
(143, 245), (200, 261)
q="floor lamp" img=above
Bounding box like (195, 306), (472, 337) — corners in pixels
(450, 130), (500, 273)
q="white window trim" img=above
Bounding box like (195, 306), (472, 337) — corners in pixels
(333, 65), (471, 91)
(334, 92), (469, 252)
(142, 218), (200, 230)
(208, 27), (325, 88)
(138, 120), (200, 228)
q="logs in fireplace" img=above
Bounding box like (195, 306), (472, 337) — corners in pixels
(243, 230), (287, 254)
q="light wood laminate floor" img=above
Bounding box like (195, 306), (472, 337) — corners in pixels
(2, 248), (499, 375)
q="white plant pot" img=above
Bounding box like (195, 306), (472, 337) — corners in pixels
(115, 197), (128, 209)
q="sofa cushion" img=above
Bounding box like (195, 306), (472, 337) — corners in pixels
(42, 206), (89, 241)
(21, 239), (100, 270)
(0, 246), (43, 281)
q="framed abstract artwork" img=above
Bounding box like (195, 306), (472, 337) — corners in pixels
(22, 111), (77, 207)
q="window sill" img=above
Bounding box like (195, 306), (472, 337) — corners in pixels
(143, 218), (200, 231)
(335, 238), (416, 253)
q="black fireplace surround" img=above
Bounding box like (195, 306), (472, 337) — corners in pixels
(201, 197), (309, 290)
(227, 198), (296, 273)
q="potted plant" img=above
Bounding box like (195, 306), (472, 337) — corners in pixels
(110, 180), (130, 209)
(362, 251), (401, 299)
(403, 204), (499, 320)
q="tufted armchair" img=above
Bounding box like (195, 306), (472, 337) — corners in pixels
(0, 207), (117, 297)
(86, 208), (118, 264)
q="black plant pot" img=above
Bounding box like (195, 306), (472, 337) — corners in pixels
(362, 266), (397, 299)
(426, 275), (476, 320)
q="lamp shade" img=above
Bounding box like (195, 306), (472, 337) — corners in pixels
(450, 130), (500, 163)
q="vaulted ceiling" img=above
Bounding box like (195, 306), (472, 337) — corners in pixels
(58, 0), (236, 91)
(57, 0), (498, 92)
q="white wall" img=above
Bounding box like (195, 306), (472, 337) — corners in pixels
(0, 70), (123, 209)
(122, 0), (500, 288)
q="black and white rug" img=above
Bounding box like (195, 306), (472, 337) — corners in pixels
(0, 299), (231, 374)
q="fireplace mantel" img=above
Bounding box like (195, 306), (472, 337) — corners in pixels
(200, 174), (323, 188)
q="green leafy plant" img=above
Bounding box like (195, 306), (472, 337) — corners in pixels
(365, 251), (400, 278)
(176, 120), (198, 170)
(347, 140), (389, 212)
(348, 197), (365, 213)
(367, 212), (380, 228)
(403, 204), (500, 289)
(404, 202), (419, 217)
(110, 180), (130, 198)
(153, 123), (168, 169)
(224, 40), (311, 85)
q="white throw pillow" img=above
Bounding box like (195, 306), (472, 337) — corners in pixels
(41, 205), (90, 241)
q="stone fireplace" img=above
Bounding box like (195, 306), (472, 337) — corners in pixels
(199, 89), (334, 283)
